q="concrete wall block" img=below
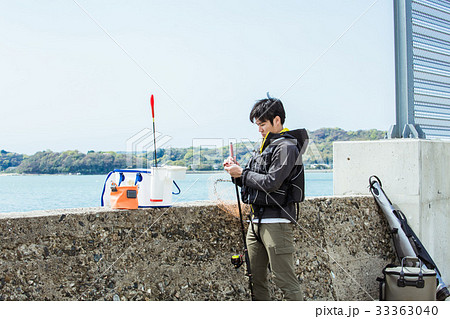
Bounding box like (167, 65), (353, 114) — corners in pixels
(334, 140), (421, 197)
(0, 198), (393, 301)
(334, 139), (450, 285)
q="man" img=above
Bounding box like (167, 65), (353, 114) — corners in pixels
(224, 96), (308, 301)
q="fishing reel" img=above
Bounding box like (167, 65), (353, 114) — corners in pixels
(231, 254), (244, 269)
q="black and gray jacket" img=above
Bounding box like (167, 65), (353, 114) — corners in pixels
(237, 129), (308, 222)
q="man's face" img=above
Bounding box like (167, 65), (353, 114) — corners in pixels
(255, 119), (275, 138)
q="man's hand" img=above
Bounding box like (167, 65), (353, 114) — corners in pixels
(223, 156), (238, 167)
(224, 164), (243, 178)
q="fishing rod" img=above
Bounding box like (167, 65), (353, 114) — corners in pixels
(229, 142), (254, 301)
(224, 139), (377, 300)
(150, 94), (158, 167)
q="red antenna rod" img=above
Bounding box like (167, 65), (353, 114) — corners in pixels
(150, 94), (157, 167)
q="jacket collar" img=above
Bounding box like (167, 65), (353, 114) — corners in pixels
(260, 128), (290, 153)
(259, 128), (309, 154)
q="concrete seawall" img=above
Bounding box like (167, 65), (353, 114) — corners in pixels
(0, 197), (395, 301)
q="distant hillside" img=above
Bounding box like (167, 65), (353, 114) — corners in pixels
(0, 128), (386, 174)
(304, 128), (386, 168)
(0, 150), (24, 173)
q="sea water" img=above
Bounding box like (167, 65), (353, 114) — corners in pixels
(0, 171), (332, 213)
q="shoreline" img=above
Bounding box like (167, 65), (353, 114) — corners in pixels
(0, 169), (333, 176)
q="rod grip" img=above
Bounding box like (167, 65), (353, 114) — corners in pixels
(229, 142), (234, 159)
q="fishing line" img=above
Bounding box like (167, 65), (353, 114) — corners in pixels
(71, 0), (199, 126)
(255, 0), (380, 124)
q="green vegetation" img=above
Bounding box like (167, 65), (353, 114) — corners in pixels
(0, 150), (24, 172)
(12, 150), (129, 175)
(0, 128), (386, 175)
(304, 128), (386, 167)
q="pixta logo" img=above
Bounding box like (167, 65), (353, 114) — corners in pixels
(126, 128), (172, 168)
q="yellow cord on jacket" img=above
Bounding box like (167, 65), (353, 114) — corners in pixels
(259, 127), (290, 154)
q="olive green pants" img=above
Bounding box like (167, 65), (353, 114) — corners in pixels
(246, 223), (303, 301)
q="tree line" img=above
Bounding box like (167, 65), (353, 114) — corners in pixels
(0, 128), (386, 174)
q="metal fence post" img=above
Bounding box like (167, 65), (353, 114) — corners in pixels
(390, 0), (425, 138)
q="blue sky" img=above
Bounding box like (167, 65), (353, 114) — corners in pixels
(0, 0), (395, 154)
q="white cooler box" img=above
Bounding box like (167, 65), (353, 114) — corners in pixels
(101, 166), (187, 208)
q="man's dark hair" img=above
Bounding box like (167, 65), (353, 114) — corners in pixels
(249, 98), (286, 125)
